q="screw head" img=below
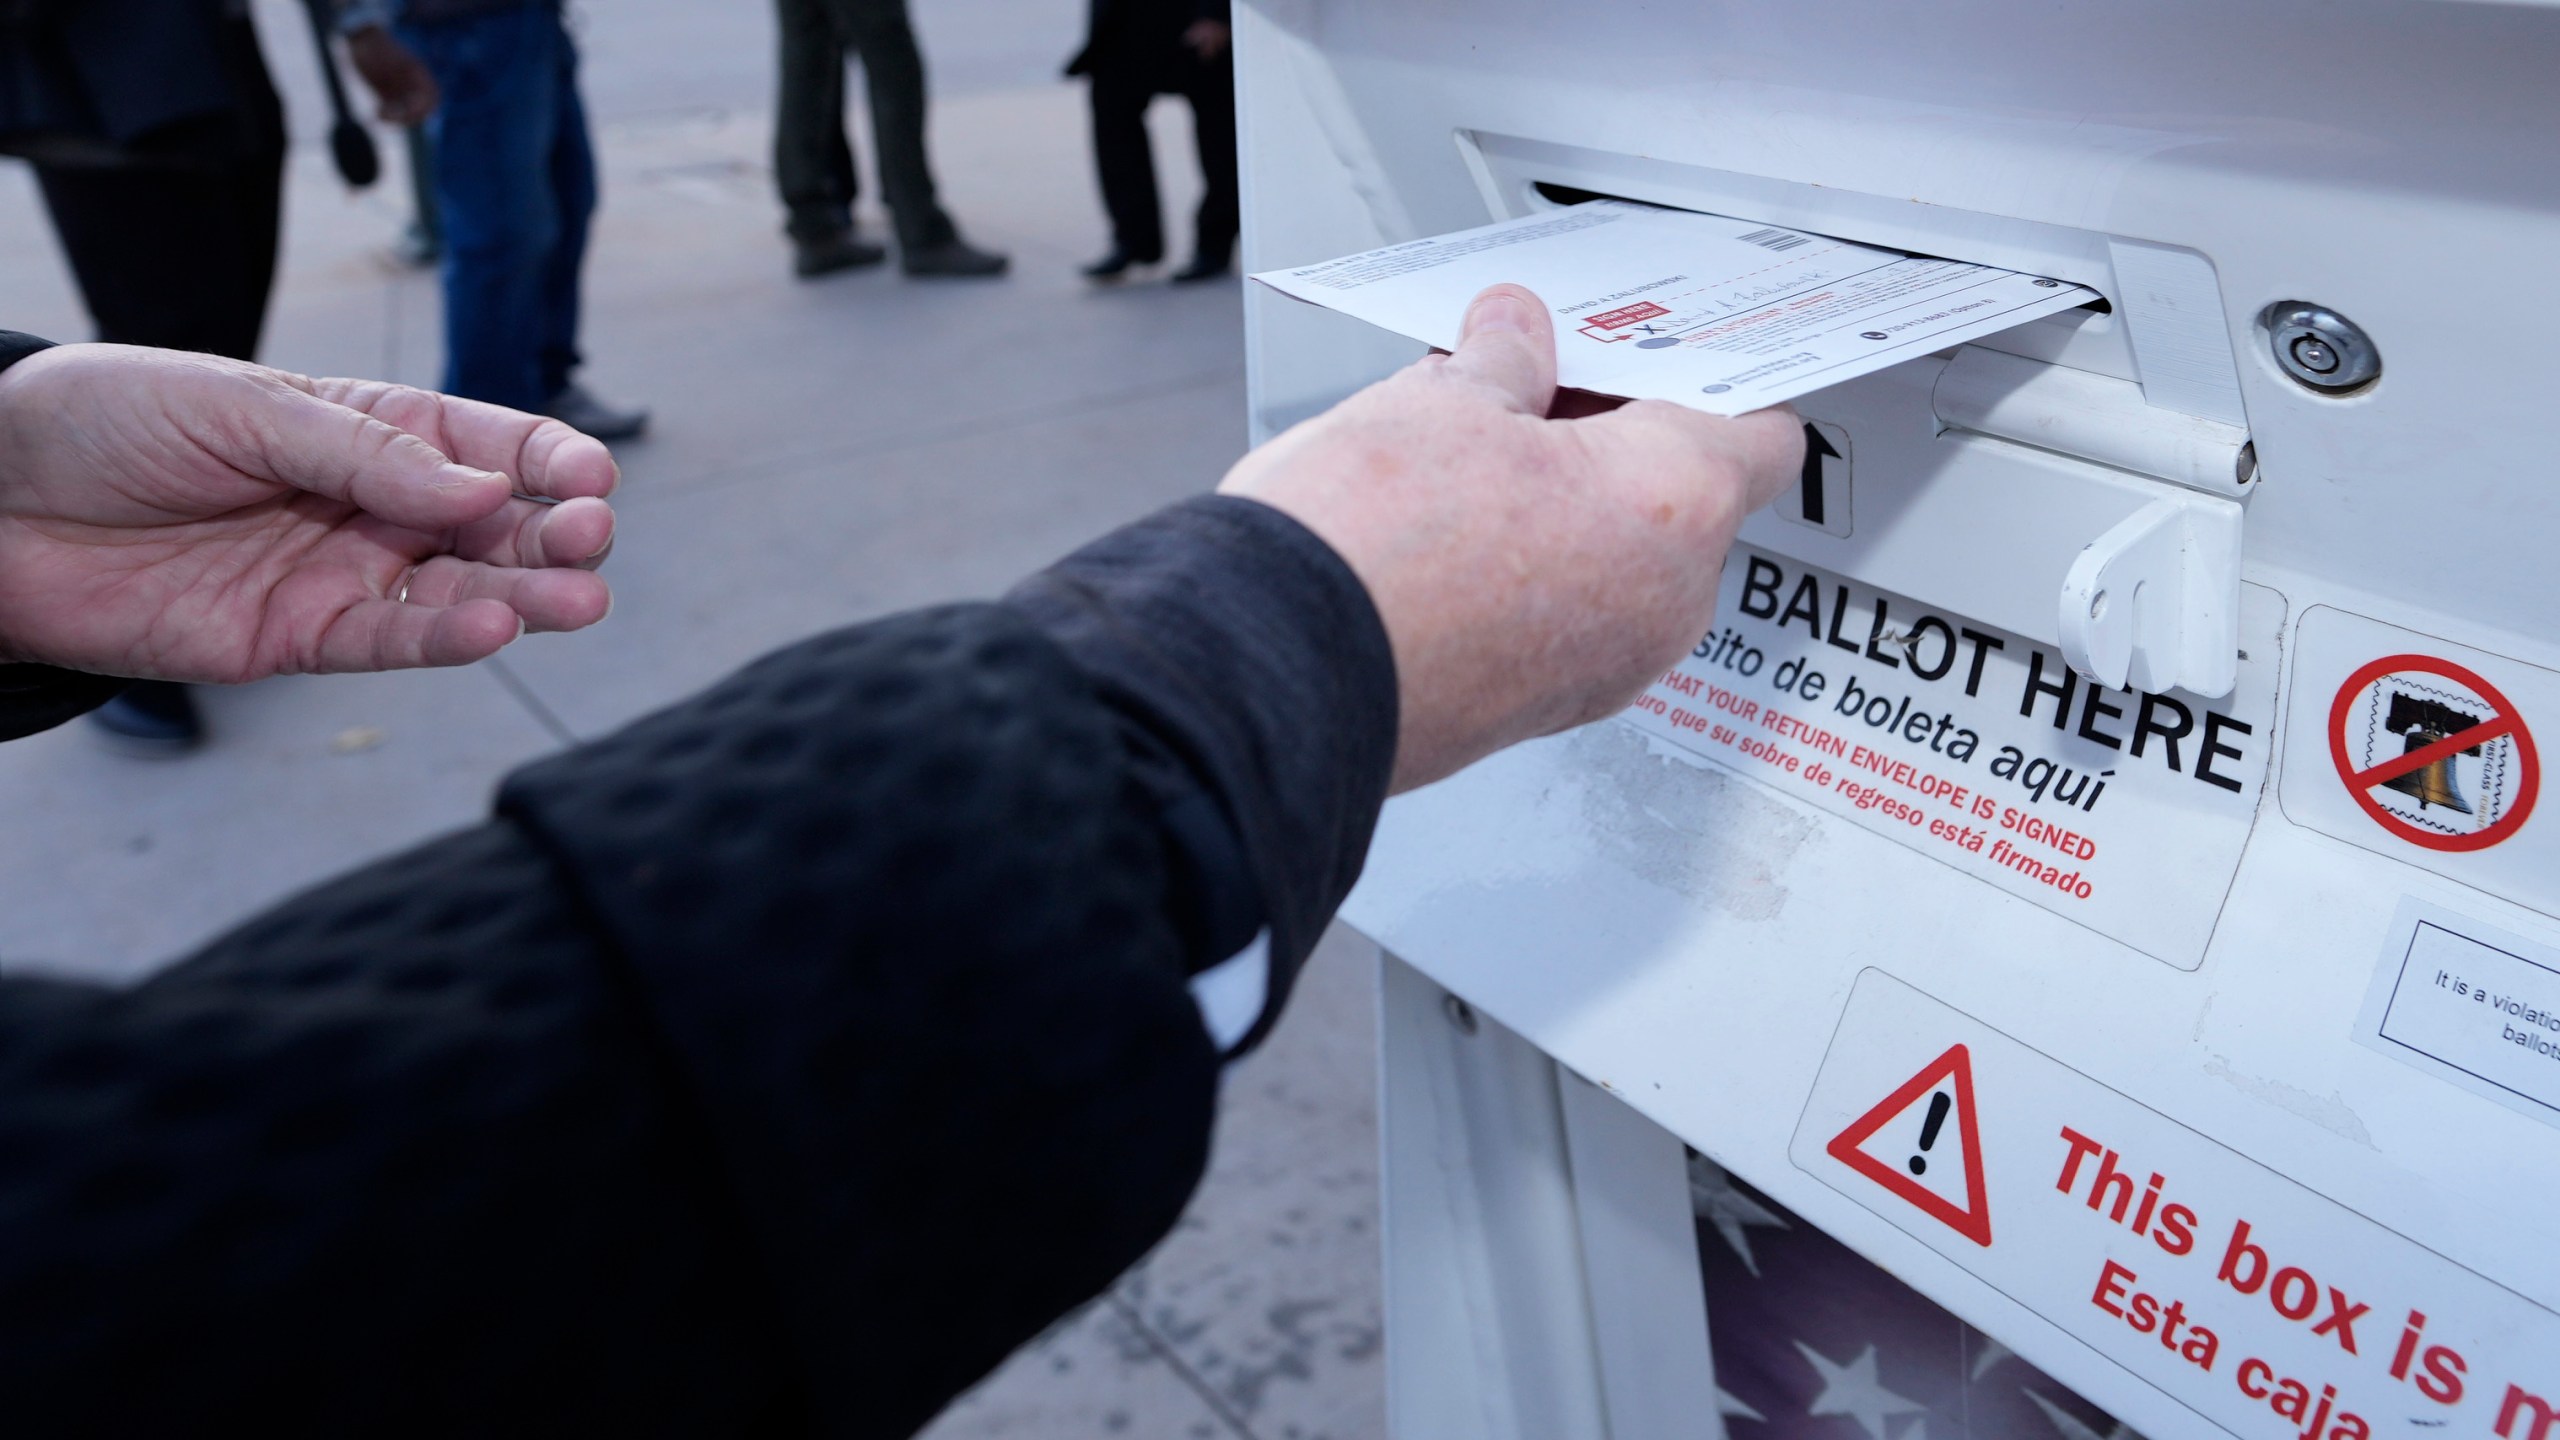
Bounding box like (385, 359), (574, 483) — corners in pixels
(2289, 335), (2339, 374)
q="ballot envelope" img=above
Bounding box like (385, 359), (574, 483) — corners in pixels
(1234, 4), (2560, 1437)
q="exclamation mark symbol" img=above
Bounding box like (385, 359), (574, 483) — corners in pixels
(1908, 1091), (1952, 1175)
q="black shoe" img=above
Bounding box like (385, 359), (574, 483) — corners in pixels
(1082, 248), (1161, 283)
(902, 238), (1010, 278)
(544, 383), (651, 442)
(793, 228), (888, 279)
(88, 680), (204, 757)
(1170, 254), (1233, 284)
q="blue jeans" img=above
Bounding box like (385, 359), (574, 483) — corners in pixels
(400, 5), (594, 411)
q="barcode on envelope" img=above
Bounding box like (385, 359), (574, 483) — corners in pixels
(1734, 227), (1813, 253)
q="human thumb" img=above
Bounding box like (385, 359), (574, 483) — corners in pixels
(1436, 283), (1559, 415)
(1718, 404), (1811, 511)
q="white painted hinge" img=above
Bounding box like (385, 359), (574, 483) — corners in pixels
(2056, 493), (2241, 698)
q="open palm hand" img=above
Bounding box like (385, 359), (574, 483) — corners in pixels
(0, 344), (619, 683)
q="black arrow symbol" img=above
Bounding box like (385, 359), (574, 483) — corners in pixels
(1800, 424), (1840, 526)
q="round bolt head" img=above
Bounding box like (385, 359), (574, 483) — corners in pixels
(2290, 336), (2340, 374)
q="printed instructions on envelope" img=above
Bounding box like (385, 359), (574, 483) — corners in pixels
(1251, 200), (2100, 416)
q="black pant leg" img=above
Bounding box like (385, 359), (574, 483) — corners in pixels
(773, 0), (859, 238)
(1182, 53), (1238, 265)
(1087, 64), (1164, 262)
(824, 0), (956, 251)
(29, 19), (285, 359)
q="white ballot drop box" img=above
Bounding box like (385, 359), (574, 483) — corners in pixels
(1233, 4), (2560, 1437)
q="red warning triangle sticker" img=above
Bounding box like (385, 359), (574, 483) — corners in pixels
(1825, 1043), (1993, 1247)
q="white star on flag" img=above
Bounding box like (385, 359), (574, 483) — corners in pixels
(1795, 1340), (1926, 1440)
(1716, 1385), (1764, 1423)
(2025, 1388), (2147, 1440)
(1689, 1153), (1789, 1277)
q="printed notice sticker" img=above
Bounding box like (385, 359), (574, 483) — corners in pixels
(1795, 970), (2560, 1440)
(1618, 547), (2281, 968)
(2355, 899), (2560, 1130)
(1249, 200), (2099, 416)
(2281, 607), (2559, 922)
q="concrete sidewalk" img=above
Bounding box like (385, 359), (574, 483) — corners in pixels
(0, 4), (1383, 1435)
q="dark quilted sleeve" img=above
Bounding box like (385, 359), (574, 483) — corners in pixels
(0, 608), (1222, 1436)
(0, 824), (792, 1435)
(1007, 495), (1398, 1050)
(496, 606), (1223, 1438)
(0, 494), (1399, 1436)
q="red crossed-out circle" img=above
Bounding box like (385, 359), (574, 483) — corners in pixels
(2327, 653), (2540, 853)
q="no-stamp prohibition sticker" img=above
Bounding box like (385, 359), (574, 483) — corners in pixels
(2328, 654), (2540, 853)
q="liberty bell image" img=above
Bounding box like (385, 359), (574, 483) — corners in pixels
(2382, 692), (2481, 813)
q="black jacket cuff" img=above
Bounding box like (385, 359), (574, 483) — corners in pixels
(0, 665), (126, 742)
(1005, 494), (1398, 1053)
(0, 332), (53, 372)
(0, 334), (121, 740)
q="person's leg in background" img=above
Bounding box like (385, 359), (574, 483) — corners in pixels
(526, 26), (643, 437)
(34, 152), (281, 360)
(1172, 46), (1237, 282)
(772, 0), (884, 277)
(822, 0), (1008, 277)
(402, 6), (644, 438)
(403, 9), (557, 413)
(28, 14), (286, 753)
(1078, 51), (1164, 281)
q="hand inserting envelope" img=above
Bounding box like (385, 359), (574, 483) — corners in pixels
(1251, 200), (2100, 416)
